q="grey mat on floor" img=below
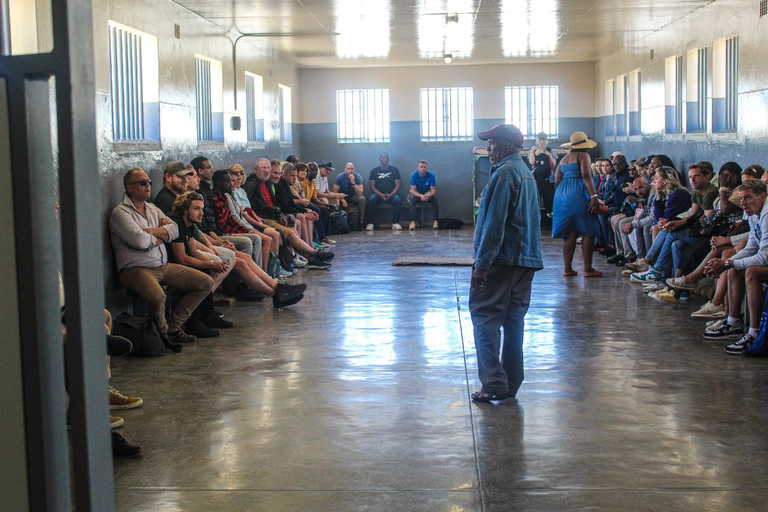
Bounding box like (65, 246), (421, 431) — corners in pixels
(392, 256), (475, 266)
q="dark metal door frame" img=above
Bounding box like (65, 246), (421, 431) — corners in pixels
(0, 0), (115, 509)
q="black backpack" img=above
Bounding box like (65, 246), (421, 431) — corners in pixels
(112, 312), (181, 357)
(347, 204), (362, 231)
(278, 244), (295, 271)
(329, 210), (350, 235)
(436, 218), (464, 230)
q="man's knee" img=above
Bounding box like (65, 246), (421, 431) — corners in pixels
(195, 274), (215, 293)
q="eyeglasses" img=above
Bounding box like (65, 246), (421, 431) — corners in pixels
(128, 179), (152, 186)
(231, 171), (244, 175)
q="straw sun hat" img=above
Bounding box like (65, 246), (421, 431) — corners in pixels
(564, 131), (597, 149)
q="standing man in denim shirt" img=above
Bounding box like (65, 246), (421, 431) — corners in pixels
(470, 124), (544, 402)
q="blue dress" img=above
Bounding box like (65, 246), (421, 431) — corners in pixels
(551, 162), (601, 239)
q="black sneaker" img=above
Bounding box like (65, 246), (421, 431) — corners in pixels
(703, 322), (744, 340)
(314, 250), (335, 262)
(600, 246), (617, 257)
(236, 289), (265, 302)
(273, 293), (305, 309)
(112, 432), (143, 458)
(183, 320), (218, 339)
(203, 314), (234, 329)
(724, 334), (755, 355)
(307, 259), (331, 270)
(607, 254), (623, 264)
(274, 282), (307, 302)
(613, 257), (628, 267)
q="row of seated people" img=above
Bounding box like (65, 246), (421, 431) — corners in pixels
(592, 152), (768, 355)
(303, 153), (441, 232)
(103, 154), (344, 456)
(109, 155), (340, 343)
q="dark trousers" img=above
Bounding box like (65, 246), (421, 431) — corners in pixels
(409, 194), (439, 224)
(305, 203), (327, 241)
(469, 265), (535, 396)
(365, 193), (402, 224)
(533, 172), (554, 215)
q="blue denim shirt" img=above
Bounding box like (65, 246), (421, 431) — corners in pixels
(473, 152), (543, 270)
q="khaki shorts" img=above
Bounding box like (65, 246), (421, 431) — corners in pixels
(263, 219), (295, 238)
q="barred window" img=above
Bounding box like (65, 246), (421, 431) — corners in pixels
(419, 87), (473, 142)
(686, 47), (708, 132)
(108, 22), (160, 142)
(628, 69), (642, 136)
(713, 36), (738, 132)
(665, 55), (684, 133)
(604, 80), (615, 136)
(505, 86), (558, 139)
(616, 75), (628, 136)
(336, 89), (390, 143)
(195, 55), (224, 142)
(278, 84), (292, 143)
(245, 72), (264, 142)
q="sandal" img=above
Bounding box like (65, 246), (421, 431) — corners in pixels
(471, 390), (512, 403)
(584, 269), (604, 277)
(563, 270), (578, 277)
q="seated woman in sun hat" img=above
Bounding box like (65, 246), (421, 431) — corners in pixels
(551, 131), (603, 277)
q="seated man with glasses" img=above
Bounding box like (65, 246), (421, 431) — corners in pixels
(109, 167), (213, 343)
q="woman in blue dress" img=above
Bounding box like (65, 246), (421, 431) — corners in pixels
(552, 131), (603, 277)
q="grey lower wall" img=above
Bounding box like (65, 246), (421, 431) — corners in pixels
(298, 117), (595, 223)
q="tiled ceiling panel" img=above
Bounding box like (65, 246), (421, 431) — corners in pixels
(174, 0), (716, 67)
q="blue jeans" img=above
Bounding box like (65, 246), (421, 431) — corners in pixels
(666, 230), (709, 276)
(366, 193), (402, 224)
(645, 229), (668, 263)
(652, 229), (701, 278)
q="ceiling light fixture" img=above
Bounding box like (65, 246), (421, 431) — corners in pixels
(446, 13), (459, 24)
(444, 53), (453, 64)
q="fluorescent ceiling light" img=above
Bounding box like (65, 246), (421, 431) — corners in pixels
(418, 0), (475, 60)
(502, 0), (559, 57)
(335, 0), (391, 58)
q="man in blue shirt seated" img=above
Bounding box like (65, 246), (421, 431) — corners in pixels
(408, 160), (439, 230)
(332, 162), (366, 229)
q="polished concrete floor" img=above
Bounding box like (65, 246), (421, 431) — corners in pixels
(112, 229), (768, 511)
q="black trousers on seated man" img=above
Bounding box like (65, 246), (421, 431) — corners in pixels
(409, 194), (439, 224)
(469, 265), (535, 397)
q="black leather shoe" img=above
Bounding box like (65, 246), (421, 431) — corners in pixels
(606, 254), (623, 264)
(203, 315), (234, 329)
(184, 320), (219, 339)
(107, 335), (133, 356)
(112, 432), (143, 458)
(167, 329), (198, 343)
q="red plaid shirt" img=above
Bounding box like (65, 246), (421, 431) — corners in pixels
(212, 192), (248, 234)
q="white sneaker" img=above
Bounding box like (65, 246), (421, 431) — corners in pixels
(294, 255), (308, 268)
(409, 221), (416, 231)
(691, 301), (727, 318)
(392, 223), (402, 231)
(643, 283), (666, 293)
(706, 318), (726, 329)
(365, 223), (374, 231)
